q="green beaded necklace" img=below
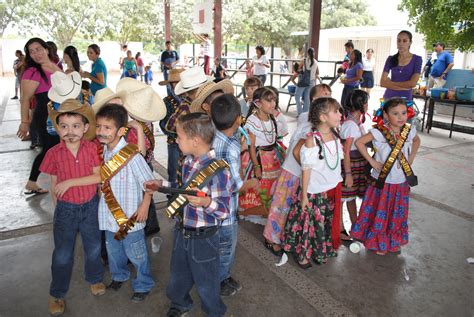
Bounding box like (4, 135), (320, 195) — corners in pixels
(318, 135), (340, 170)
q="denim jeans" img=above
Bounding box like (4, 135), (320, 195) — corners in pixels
(50, 195), (103, 299)
(218, 222), (238, 282)
(145, 162), (160, 235)
(167, 142), (181, 183)
(255, 74), (267, 85)
(295, 85), (310, 115)
(167, 226), (226, 317)
(105, 229), (155, 293)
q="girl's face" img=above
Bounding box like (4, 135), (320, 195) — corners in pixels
(397, 33), (411, 52)
(127, 51), (132, 58)
(63, 53), (72, 67)
(321, 107), (342, 129)
(28, 42), (49, 64)
(366, 50), (373, 59)
(256, 48), (262, 57)
(257, 95), (276, 115)
(384, 104), (408, 129)
(87, 48), (98, 61)
(350, 51), (356, 62)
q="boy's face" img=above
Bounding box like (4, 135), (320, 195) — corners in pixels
(96, 117), (124, 146)
(313, 88), (332, 100)
(57, 114), (89, 144)
(245, 85), (258, 100)
(176, 124), (194, 155)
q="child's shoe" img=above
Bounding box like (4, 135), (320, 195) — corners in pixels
(131, 291), (149, 303)
(90, 282), (106, 296)
(48, 296), (65, 316)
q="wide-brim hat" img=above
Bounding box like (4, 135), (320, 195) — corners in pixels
(190, 79), (235, 113)
(48, 99), (96, 140)
(174, 66), (213, 96)
(121, 86), (166, 122)
(116, 77), (148, 94)
(91, 87), (122, 114)
(48, 71), (82, 103)
(159, 68), (185, 86)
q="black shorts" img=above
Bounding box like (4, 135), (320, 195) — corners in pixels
(361, 71), (374, 88)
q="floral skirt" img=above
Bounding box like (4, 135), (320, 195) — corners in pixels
(283, 190), (337, 264)
(341, 151), (368, 200)
(351, 181), (410, 253)
(263, 170), (300, 244)
(239, 145), (285, 223)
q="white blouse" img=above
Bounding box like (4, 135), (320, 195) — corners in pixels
(370, 126), (417, 184)
(245, 114), (285, 147)
(301, 137), (343, 194)
(340, 119), (366, 151)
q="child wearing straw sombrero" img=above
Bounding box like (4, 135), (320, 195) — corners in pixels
(40, 99), (105, 316)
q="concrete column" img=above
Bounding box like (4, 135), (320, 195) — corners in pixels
(164, 0), (171, 42)
(308, 0), (322, 59)
(214, 0), (222, 58)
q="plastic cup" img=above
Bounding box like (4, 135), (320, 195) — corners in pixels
(349, 242), (361, 253)
(151, 236), (163, 253)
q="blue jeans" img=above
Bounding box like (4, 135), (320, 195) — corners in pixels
(105, 229), (155, 293)
(167, 226), (226, 317)
(50, 195), (103, 298)
(218, 222), (238, 282)
(255, 74), (266, 85)
(167, 142), (181, 183)
(295, 85), (310, 115)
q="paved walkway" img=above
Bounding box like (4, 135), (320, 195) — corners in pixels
(0, 74), (473, 316)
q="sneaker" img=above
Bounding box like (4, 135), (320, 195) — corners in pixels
(131, 291), (149, 303)
(166, 307), (189, 317)
(220, 279), (237, 297)
(11, 96), (18, 100)
(226, 276), (242, 292)
(107, 280), (123, 291)
(48, 296), (65, 316)
(90, 282), (106, 296)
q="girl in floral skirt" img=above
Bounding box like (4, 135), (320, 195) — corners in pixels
(283, 97), (343, 269)
(351, 98), (420, 255)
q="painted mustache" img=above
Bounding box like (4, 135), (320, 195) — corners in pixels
(64, 134), (80, 139)
(97, 135), (112, 139)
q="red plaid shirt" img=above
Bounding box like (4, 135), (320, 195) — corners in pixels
(40, 140), (101, 204)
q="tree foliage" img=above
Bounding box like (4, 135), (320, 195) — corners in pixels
(399, 0), (473, 52)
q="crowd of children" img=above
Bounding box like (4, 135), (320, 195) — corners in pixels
(39, 64), (420, 316)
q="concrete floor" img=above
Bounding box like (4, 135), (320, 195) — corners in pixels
(0, 74), (473, 317)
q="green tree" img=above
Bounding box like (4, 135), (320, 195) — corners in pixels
(0, 0), (30, 75)
(321, 0), (376, 29)
(399, 0), (473, 52)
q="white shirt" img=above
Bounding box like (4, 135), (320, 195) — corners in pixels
(301, 137), (343, 194)
(363, 58), (375, 71)
(252, 55), (269, 75)
(370, 126), (417, 184)
(282, 113), (311, 177)
(304, 58), (319, 81)
(244, 114), (285, 147)
(340, 119), (366, 151)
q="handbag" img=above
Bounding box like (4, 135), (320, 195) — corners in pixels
(297, 60), (311, 87)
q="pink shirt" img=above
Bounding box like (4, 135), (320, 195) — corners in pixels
(21, 67), (53, 94)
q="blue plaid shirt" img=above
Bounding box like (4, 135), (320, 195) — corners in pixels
(98, 138), (155, 232)
(212, 131), (243, 226)
(179, 149), (232, 228)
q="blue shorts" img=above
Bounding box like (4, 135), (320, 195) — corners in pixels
(361, 71), (374, 88)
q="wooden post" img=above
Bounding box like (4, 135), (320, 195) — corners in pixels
(164, 0), (171, 42)
(213, 0), (222, 59)
(270, 44), (274, 86)
(309, 0), (322, 59)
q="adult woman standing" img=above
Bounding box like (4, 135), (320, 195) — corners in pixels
(340, 49), (363, 112)
(361, 48), (375, 95)
(11, 50), (25, 100)
(63, 45), (81, 73)
(81, 44), (107, 96)
(380, 30), (422, 101)
(294, 47), (319, 115)
(123, 50), (138, 79)
(136, 52), (144, 82)
(252, 45), (270, 85)
(17, 38), (62, 195)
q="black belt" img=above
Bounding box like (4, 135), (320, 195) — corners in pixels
(180, 225), (219, 239)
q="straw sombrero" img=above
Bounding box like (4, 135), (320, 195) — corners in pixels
(190, 79), (234, 113)
(121, 86), (166, 122)
(174, 66), (212, 96)
(48, 99), (96, 140)
(159, 68), (185, 86)
(91, 87), (123, 114)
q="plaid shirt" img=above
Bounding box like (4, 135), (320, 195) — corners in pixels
(98, 138), (155, 232)
(161, 94), (181, 144)
(180, 149), (232, 228)
(165, 96), (192, 136)
(212, 131), (243, 226)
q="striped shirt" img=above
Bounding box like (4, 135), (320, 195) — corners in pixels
(212, 131), (243, 226)
(98, 138), (155, 232)
(40, 140), (101, 204)
(180, 149), (232, 228)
